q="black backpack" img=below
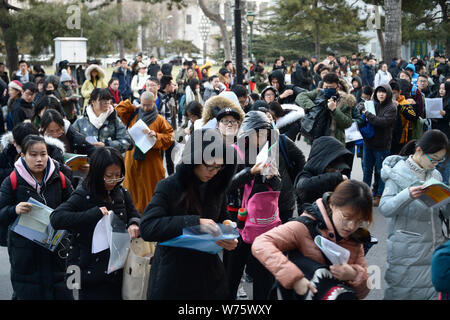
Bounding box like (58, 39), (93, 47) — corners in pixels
(300, 96), (331, 141)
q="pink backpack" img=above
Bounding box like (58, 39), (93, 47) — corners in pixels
(232, 144), (281, 244)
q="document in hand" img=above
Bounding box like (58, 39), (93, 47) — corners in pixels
(159, 224), (240, 254)
(11, 197), (67, 251)
(314, 235), (350, 265)
(128, 119), (156, 154)
(85, 136), (98, 145)
(92, 212), (131, 274)
(364, 100), (376, 115)
(418, 178), (450, 208)
(425, 98), (443, 119)
(345, 122), (363, 143)
(64, 153), (88, 171)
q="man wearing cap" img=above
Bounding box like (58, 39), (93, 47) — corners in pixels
(58, 71), (79, 123)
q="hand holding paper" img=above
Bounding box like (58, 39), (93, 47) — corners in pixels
(128, 119), (157, 154)
(314, 235), (350, 265)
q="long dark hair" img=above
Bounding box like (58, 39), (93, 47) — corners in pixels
(399, 129), (449, 157)
(83, 147), (125, 200)
(88, 88), (113, 105)
(33, 95), (63, 123)
(21, 135), (48, 155)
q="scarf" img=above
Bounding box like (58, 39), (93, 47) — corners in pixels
(15, 157), (55, 195)
(109, 87), (120, 104)
(86, 104), (114, 129)
(133, 107), (158, 161)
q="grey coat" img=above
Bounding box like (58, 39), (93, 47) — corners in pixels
(72, 109), (131, 153)
(379, 155), (449, 300)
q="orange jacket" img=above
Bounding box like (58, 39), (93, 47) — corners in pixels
(116, 100), (174, 213)
(252, 198), (370, 299)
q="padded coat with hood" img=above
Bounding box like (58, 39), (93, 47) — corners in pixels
(364, 84), (397, 151)
(139, 129), (237, 300)
(275, 104), (305, 142)
(294, 136), (353, 210)
(81, 65), (108, 107)
(0, 158), (73, 300)
(379, 155), (449, 300)
(269, 70), (305, 105)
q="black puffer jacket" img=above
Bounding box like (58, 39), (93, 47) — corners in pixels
(0, 160), (73, 300)
(294, 136), (353, 211)
(50, 185), (140, 299)
(140, 129), (237, 300)
(269, 70), (306, 105)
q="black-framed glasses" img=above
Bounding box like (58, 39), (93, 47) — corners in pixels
(219, 119), (238, 126)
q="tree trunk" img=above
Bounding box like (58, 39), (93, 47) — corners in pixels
(376, 28), (385, 61)
(314, 21), (320, 58)
(438, 0), (449, 57)
(384, 0), (402, 63)
(117, 0), (125, 58)
(198, 0), (232, 61)
(0, 5), (19, 74)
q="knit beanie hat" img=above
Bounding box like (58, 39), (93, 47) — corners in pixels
(8, 80), (23, 92)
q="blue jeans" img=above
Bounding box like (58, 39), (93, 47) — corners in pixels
(363, 146), (390, 196)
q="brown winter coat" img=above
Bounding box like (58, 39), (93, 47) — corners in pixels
(251, 198), (370, 299)
(116, 100), (174, 214)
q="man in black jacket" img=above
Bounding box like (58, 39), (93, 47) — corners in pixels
(269, 69), (305, 105)
(293, 57), (313, 90)
(294, 136), (352, 212)
(11, 82), (37, 128)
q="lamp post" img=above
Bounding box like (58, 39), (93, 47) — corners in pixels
(199, 16), (210, 63)
(247, 11), (256, 61)
(234, 0), (243, 85)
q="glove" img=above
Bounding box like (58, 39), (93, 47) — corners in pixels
(356, 103), (365, 113)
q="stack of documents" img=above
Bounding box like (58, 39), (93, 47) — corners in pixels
(314, 235), (350, 265)
(11, 197), (67, 252)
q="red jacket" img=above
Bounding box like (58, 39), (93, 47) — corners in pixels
(252, 198), (370, 299)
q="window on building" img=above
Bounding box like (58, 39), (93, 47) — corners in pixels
(186, 14), (192, 25)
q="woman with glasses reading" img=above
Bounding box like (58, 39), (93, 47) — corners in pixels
(50, 147), (140, 300)
(252, 179), (373, 300)
(379, 129), (450, 300)
(139, 128), (238, 299)
(73, 88), (131, 153)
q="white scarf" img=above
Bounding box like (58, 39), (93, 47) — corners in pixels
(86, 105), (114, 129)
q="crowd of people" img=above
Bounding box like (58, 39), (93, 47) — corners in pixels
(0, 49), (449, 301)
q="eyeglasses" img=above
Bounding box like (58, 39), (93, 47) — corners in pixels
(104, 176), (125, 184)
(335, 208), (367, 229)
(204, 164), (223, 172)
(219, 119), (239, 126)
(425, 153), (446, 164)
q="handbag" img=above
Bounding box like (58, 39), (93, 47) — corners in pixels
(122, 238), (156, 300)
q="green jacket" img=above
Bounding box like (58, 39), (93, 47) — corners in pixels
(296, 89), (354, 144)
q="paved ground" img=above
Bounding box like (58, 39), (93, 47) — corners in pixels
(0, 137), (387, 300)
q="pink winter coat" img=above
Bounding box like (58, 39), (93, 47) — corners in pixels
(251, 198), (370, 299)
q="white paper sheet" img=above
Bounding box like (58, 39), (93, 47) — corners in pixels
(256, 141), (269, 164)
(364, 101), (376, 115)
(128, 119), (156, 154)
(345, 122), (363, 143)
(85, 136), (98, 144)
(18, 198), (52, 234)
(425, 98), (443, 119)
(92, 214), (110, 254)
(314, 235), (350, 265)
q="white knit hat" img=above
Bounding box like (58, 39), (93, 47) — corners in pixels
(8, 80), (23, 92)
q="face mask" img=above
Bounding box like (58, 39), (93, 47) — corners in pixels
(324, 88), (337, 98)
(45, 90), (54, 95)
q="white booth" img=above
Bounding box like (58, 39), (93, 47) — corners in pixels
(54, 37), (87, 65)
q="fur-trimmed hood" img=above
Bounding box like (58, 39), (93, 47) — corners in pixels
(85, 64), (106, 81)
(337, 92), (357, 110)
(202, 95), (245, 126)
(0, 131), (66, 154)
(275, 104), (305, 129)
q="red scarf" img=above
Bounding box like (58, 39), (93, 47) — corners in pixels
(109, 87), (120, 104)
